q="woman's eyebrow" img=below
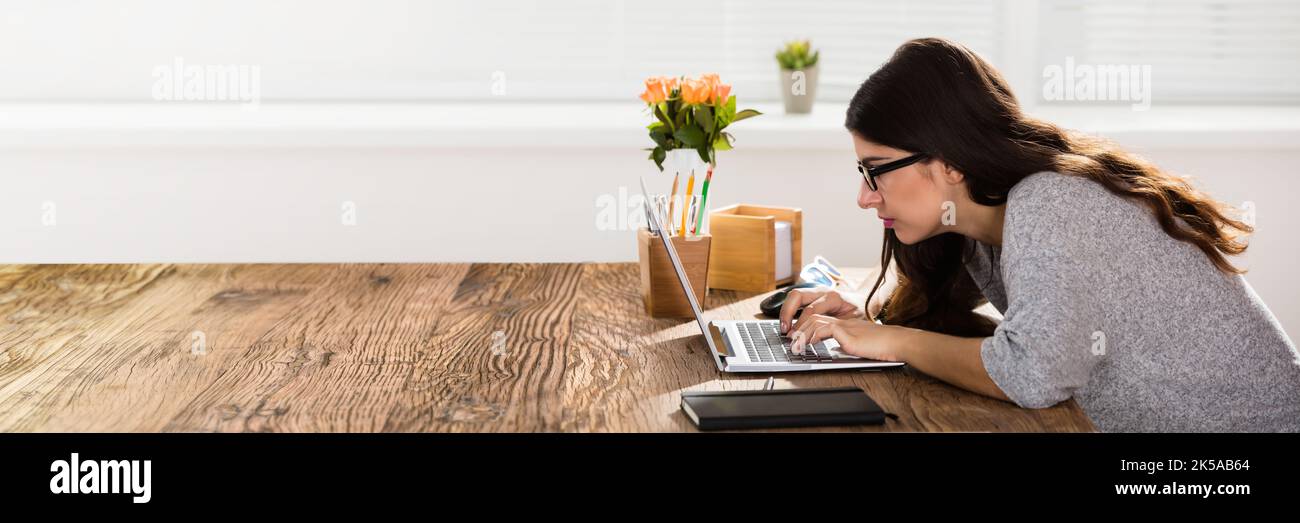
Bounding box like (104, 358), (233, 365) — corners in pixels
(859, 155), (889, 163)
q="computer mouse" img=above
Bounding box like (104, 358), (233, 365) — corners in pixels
(759, 282), (824, 318)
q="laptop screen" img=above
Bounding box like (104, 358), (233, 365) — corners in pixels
(639, 175), (727, 372)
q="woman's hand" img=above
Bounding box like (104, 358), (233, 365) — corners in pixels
(787, 314), (904, 362)
(777, 288), (863, 335)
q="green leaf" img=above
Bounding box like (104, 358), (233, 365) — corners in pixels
(673, 103), (688, 129)
(650, 146), (666, 170)
(777, 39), (818, 70)
(713, 132), (732, 151)
(713, 95), (735, 128)
(653, 103), (673, 132)
(649, 129), (670, 148)
(732, 109), (762, 123)
(694, 105), (715, 134)
(697, 146), (711, 165)
(674, 124), (705, 148)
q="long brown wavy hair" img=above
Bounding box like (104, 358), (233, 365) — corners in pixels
(844, 38), (1252, 338)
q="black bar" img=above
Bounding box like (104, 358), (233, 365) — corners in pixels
(0, 433), (1293, 511)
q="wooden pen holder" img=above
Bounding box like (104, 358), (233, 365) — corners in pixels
(637, 228), (711, 318)
(707, 204), (802, 293)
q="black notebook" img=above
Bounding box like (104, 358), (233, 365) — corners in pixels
(680, 386), (885, 431)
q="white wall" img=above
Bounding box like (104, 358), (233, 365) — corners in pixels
(2, 103), (1297, 338)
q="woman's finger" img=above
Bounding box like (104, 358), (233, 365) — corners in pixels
(806, 319), (838, 346)
(788, 330), (806, 354)
(800, 293), (842, 323)
(791, 315), (833, 353)
(792, 314), (832, 338)
(778, 289), (820, 333)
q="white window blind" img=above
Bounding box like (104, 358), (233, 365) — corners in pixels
(1037, 0), (1300, 103)
(718, 0), (1001, 102)
(0, 0), (1000, 103)
(3, 0), (1291, 104)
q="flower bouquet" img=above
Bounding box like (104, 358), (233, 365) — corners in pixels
(639, 73), (760, 236)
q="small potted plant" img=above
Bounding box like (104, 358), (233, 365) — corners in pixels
(776, 39), (819, 114)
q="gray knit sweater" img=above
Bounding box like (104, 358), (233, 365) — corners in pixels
(966, 171), (1300, 432)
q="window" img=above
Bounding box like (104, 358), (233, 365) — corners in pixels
(1037, 0), (1300, 103)
(0, 0), (1291, 104)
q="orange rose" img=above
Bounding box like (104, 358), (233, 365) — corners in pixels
(639, 76), (667, 104)
(680, 78), (710, 105)
(700, 73), (720, 90)
(713, 83), (731, 105)
(696, 73), (730, 104)
(661, 75), (679, 95)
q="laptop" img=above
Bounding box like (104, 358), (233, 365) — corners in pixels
(639, 175), (905, 373)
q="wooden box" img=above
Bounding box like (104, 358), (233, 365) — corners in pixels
(707, 204), (802, 293)
(637, 228), (711, 318)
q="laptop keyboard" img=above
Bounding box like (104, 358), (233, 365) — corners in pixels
(737, 322), (835, 363)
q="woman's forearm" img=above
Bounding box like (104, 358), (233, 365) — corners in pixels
(888, 326), (1011, 402)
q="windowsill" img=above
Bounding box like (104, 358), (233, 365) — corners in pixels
(1, 102), (1297, 150)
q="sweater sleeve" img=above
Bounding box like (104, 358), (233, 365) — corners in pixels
(980, 173), (1109, 408)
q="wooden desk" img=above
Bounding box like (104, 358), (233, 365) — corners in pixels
(0, 263), (1094, 432)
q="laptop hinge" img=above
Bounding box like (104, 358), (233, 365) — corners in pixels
(708, 322), (735, 358)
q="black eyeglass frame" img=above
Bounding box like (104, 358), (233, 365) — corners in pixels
(857, 153), (929, 191)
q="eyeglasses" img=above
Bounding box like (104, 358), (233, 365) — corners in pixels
(857, 152), (929, 191)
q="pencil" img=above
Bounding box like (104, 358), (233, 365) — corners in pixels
(695, 166), (712, 234)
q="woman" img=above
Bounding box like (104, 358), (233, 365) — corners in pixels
(779, 38), (1300, 432)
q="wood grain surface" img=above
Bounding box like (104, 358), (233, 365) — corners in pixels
(0, 263), (1094, 432)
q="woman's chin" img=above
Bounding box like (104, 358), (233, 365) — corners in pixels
(891, 225), (915, 244)
(892, 225), (929, 245)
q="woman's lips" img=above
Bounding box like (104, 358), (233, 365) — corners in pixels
(880, 216), (895, 228)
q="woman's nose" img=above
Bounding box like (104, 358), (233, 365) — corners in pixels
(858, 183), (882, 209)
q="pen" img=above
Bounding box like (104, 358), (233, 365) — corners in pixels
(764, 376), (775, 390)
(695, 166), (712, 234)
(686, 195), (700, 237)
(681, 171), (695, 238)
